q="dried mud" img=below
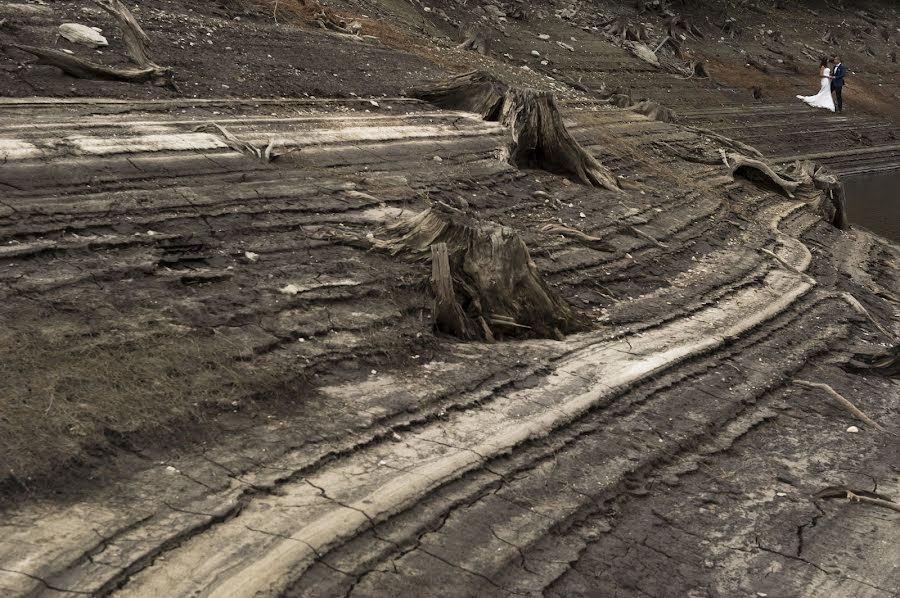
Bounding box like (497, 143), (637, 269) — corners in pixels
(0, 0), (898, 596)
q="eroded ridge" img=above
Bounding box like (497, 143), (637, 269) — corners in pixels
(0, 93), (897, 598)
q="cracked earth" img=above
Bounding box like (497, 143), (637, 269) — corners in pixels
(1, 0), (899, 596)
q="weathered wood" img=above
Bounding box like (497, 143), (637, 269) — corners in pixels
(431, 242), (479, 339)
(412, 72), (623, 191)
(722, 151), (801, 198)
(12, 44), (173, 87)
(499, 88), (623, 191)
(631, 99), (677, 122)
(94, 0), (154, 67)
(409, 71), (508, 120)
(457, 26), (489, 55)
(794, 379), (885, 431)
(12, 1), (175, 89)
(377, 208), (586, 340)
(603, 17), (648, 42)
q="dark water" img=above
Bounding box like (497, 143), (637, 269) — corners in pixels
(842, 170), (900, 243)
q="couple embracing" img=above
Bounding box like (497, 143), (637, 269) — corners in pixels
(797, 54), (846, 113)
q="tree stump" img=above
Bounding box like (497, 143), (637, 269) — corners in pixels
(376, 208), (586, 341)
(411, 72), (623, 192)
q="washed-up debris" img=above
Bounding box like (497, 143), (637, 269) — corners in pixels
(58, 23), (108, 47)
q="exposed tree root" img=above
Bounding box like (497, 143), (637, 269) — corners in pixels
(603, 17), (648, 42)
(721, 151), (801, 198)
(596, 87), (676, 123)
(375, 208), (586, 340)
(630, 99), (677, 123)
(783, 161), (848, 230)
(410, 70), (508, 120)
(195, 123), (299, 162)
(665, 15), (704, 40)
(457, 26), (489, 55)
(794, 379), (885, 432)
(11, 0), (176, 89)
(411, 72), (623, 192)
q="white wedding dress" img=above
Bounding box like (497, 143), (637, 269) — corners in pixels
(797, 67), (835, 112)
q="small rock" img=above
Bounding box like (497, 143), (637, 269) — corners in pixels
(540, 60), (549, 65)
(369, 99), (379, 107)
(244, 251), (259, 262)
(391, 432), (402, 442)
(538, 33), (550, 40)
(433, 155), (443, 162)
(846, 425), (860, 433)
(531, 50), (541, 57)
(579, 212), (586, 218)
(557, 41), (575, 51)
(280, 284), (301, 295)
(59, 23), (108, 48)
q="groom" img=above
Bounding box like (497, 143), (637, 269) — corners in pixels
(830, 55), (846, 113)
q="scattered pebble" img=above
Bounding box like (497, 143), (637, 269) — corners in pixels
(846, 426), (860, 434)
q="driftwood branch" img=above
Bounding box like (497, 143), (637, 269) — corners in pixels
(816, 486), (900, 513)
(793, 379), (885, 431)
(12, 44), (171, 86)
(722, 150), (801, 198)
(195, 123), (299, 162)
(12, 0), (175, 89)
(94, 0), (153, 67)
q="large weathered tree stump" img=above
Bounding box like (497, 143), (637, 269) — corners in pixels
(411, 72), (623, 192)
(376, 208), (586, 341)
(499, 88), (623, 190)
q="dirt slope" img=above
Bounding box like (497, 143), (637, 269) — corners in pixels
(0, 0), (898, 596)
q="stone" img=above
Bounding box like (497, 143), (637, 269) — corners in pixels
(58, 23), (108, 48)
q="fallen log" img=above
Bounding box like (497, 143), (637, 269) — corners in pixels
(12, 0), (176, 89)
(12, 44), (172, 87)
(376, 208), (586, 340)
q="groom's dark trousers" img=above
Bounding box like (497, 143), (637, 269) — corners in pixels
(831, 63), (846, 113)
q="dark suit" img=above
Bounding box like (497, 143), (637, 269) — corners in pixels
(831, 63), (846, 112)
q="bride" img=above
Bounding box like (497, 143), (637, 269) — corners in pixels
(797, 58), (835, 112)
